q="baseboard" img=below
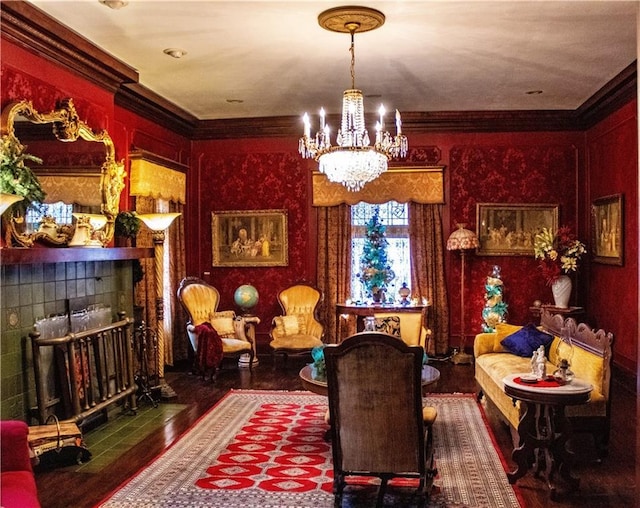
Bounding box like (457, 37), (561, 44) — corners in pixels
(612, 363), (637, 395)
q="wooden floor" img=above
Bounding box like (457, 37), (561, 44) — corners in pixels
(34, 355), (636, 508)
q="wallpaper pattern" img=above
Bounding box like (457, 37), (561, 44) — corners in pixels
(198, 151), (311, 334)
(448, 145), (579, 330)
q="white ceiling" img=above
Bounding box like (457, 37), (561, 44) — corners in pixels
(29, 1), (638, 121)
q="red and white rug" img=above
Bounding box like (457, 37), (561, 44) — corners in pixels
(97, 390), (523, 507)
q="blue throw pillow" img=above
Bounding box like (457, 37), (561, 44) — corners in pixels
(500, 323), (553, 357)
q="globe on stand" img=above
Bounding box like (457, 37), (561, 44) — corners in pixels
(234, 284), (260, 369)
(234, 284), (259, 315)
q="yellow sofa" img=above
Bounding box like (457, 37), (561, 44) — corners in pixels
(474, 309), (614, 456)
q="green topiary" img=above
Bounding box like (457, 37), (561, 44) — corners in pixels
(115, 211), (141, 238)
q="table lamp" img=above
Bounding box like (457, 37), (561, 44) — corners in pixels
(137, 212), (181, 398)
(446, 223), (479, 365)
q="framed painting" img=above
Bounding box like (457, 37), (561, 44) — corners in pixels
(591, 194), (623, 266)
(476, 203), (558, 256)
(212, 209), (288, 267)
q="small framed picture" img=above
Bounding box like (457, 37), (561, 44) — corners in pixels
(476, 203), (559, 256)
(591, 194), (623, 266)
(211, 209), (288, 267)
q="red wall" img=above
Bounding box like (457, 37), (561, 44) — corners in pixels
(190, 131), (586, 346)
(1, 42), (114, 137)
(4, 36), (636, 373)
(586, 100), (638, 375)
(190, 139), (315, 338)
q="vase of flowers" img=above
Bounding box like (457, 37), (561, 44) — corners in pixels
(534, 226), (586, 308)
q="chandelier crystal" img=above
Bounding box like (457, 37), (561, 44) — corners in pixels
(299, 7), (408, 192)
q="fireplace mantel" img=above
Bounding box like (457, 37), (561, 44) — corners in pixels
(1, 247), (154, 265)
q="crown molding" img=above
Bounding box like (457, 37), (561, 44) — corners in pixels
(575, 61), (637, 129)
(2, 1), (635, 139)
(115, 84), (197, 138)
(0, 1), (138, 92)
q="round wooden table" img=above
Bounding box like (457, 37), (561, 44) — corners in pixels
(502, 373), (592, 500)
(299, 363), (441, 397)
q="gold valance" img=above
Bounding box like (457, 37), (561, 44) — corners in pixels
(130, 158), (186, 204)
(312, 166), (445, 206)
(40, 174), (102, 207)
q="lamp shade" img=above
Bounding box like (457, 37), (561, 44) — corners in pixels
(446, 223), (480, 251)
(0, 194), (24, 216)
(137, 213), (181, 232)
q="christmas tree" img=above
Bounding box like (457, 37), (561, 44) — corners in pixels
(359, 207), (395, 302)
(482, 265), (508, 332)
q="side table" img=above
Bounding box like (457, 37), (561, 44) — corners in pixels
(529, 305), (584, 324)
(503, 373), (592, 500)
(299, 364), (440, 396)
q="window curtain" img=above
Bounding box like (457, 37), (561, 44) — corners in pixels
(316, 204), (352, 343)
(168, 200), (187, 362)
(408, 203), (450, 355)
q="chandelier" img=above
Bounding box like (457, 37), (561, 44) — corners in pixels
(298, 6), (408, 192)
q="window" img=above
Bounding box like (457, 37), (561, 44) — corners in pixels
(25, 201), (73, 231)
(350, 201), (411, 302)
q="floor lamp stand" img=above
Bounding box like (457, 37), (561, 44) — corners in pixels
(138, 213), (181, 401)
(452, 249), (474, 365)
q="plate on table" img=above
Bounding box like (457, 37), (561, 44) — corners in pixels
(519, 374), (539, 384)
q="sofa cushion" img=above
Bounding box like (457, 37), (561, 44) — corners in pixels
(209, 316), (236, 339)
(492, 323), (523, 352)
(500, 323), (553, 357)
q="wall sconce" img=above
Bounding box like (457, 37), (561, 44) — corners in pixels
(137, 213), (181, 399)
(0, 194), (23, 248)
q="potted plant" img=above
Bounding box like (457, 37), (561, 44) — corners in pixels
(0, 134), (45, 216)
(114, 210), (141, 247)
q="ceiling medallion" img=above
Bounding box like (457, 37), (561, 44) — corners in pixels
(299, 6), (407, 192)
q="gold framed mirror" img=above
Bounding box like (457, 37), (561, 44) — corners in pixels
(0, 98), (125, 247)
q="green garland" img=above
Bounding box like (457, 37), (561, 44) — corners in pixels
(481, 265), (508, 332)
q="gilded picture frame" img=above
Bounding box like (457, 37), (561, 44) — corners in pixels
(476, 203), (559, 256)
(212, 209), (288, 267)
(591, 194), (623, 266)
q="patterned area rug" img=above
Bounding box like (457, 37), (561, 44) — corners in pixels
(97, 391), (523, 508)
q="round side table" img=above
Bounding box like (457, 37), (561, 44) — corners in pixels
(502, 373), (592, 500)
(299, 364), (440, 396)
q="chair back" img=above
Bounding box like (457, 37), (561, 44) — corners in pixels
(277, 284), (323, 339)
(324, 332), (426, 476)
(177, 277), (220, 326)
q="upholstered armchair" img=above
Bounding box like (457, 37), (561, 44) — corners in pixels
(177, 277), (259, 372)
(269, 283), (324, 366)
(324, 332), (438, 505)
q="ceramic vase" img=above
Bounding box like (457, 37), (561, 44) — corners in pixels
(551, 274), (572, 308)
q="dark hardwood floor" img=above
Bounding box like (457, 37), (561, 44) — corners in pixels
(34, 355), (636, 508)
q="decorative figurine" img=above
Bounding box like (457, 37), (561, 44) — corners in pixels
(530, 345), (547, 380)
